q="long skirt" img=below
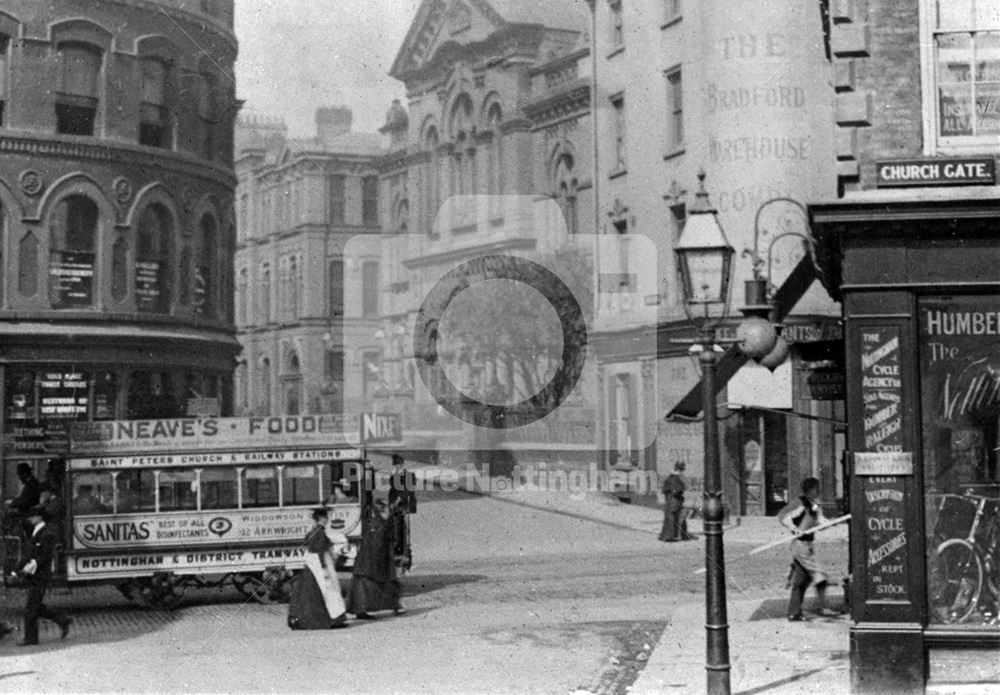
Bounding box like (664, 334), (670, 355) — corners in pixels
(347, 574), (400, 615)
(659, 499), (685, 542)
(288, 553), (347, 630)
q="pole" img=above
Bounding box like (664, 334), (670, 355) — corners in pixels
(701, 328), (731, 695)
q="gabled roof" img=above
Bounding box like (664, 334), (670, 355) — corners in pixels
(390, 0), (588, 80)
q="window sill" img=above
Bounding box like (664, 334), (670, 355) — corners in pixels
(607, 46), (625, 60)
(663, 146), (685, 161)
(609, 168), (628, 180)
(661, 15), (682, 30)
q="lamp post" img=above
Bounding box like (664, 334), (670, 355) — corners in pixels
(674, 171), (734, 695)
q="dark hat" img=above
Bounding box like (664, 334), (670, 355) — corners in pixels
(26, 505), (48, 520)
(311, 507), (329, 520)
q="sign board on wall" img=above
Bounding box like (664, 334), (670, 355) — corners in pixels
(875, 158), (996, 187)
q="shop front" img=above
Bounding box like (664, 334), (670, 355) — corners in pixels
(811, 190), (1000, 693)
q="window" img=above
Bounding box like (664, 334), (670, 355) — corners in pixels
(18, 230), (38, 298)
(136, 204), (172, 313)
(282, 465), (322, 506)
(111, 235), (127, 302)
(329, 258), (344, 318)
(553, 154), (579, 234)
(194, 73), (215, 159)
(49, 195), (98, 308)
(362, 175), (378, 225)
(325, 349), (344, 387)
(260, 357), (272, 413)
(362, 260), (379, 316)
(194, 215), (216, 317)
(72, 472), (113, 515)
(157, 469), (197, 512)
(56, 43), (101, 135)
(200, 468), (238, 510)
(0, 35), (9, 126)
(611, 94), (626, 172)
(923, 0), (1000, 149)
(260, 263), (271, 322)
(610, 0), (624, 50)
(363, 351), (382, 395)
(328, 175), (345, 225)
(242, 466), (279, 508)
(237, 267), (248, 324)
(665, 68), (683, 150)
(425, 127), (440, 233)
(486, 104), (504, 199)
(140, 58), (171, 148)
(289, 255), (299, 316)
(114, 469), (156, 513)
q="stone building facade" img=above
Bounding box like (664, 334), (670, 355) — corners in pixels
(233, 108), (383, 417)
(0, 0), (239, 482)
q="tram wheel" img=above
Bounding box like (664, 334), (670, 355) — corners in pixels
(138, 572), (186, 611)
(233, 569), (293, 604)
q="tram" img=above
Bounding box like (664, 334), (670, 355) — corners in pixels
(1, 415), (386, 609)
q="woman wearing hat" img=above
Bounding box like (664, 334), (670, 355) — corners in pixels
(287, 508), (348, 629)
(347, 498), (403, 618)
(659, 462), (694, 542)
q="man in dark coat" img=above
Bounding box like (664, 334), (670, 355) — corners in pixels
(659, 462), (694, 542)
(5, 463), (41, 515)
(15, 505), (71, 645)
(387, 454), (416, 569)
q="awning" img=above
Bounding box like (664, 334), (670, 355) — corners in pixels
(666, 255), (820, 418)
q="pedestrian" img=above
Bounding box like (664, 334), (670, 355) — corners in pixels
(287, 508), (348, 630)
(777, 477), (839, 621)
(659, 462), (694, 542)
(388, 454), (416, 570)
(347, 499), (403, 619)
(13, 505), (71, 645)
(5, 463), (41, 516)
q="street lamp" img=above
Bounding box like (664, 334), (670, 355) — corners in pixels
(674, 171), (733, 695)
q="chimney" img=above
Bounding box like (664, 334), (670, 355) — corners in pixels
(316, 106), (352, 143)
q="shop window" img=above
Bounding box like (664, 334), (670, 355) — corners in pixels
(362, 260), (379, 317)
(922, 0), (1000, 151)
(919, 296), (1000, 626)
(114, 469), (156, 513)
(200, 467), (238, 510)
(49, 195), (98, 309)
(136, 204), (173, 313)
(139, 57), (172, 148)
(241, 466), (279, 508)
(56, 42), (101, 136)
(158, 469), (197, 512)
(362, 175), (378, 225)
(282, 464), (321, 506)
(72, 472), (113, 515)
(327, 175), (345, 225)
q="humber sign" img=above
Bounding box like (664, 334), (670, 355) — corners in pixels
(876, 157), (995, 187)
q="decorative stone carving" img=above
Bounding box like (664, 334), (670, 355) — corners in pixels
(112, 176), (133, 205)
(19, 170), (43, 197)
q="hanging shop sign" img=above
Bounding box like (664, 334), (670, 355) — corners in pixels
(807, 367), (845, 401)
(875, 157), (995, 187)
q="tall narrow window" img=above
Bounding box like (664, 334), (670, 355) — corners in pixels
(195, 73), (215, 160)
(665, 67), (683, 150)
(288, 255), (299, 317)
(611, 94), (626, 172)
(111, 236), (128, 302)
(260, 263), (271, 323)
(328, 258), (344, 318)
(259, 357), (271, 413)
(56, 43), (102, 135)
(237, 268), (248, 324)
(554, 154), (579, 234)
(327, 175), (345, 225)
(0, 35), (10, 126)
(136, 204), (172, 313)
(49, 195), (98, 308)
(424, 127), (440, 234)
(194, 215), (216, 317)
(362, 175), (378, 225)
(325, 350), (344, 391)
(487, 105), (504, 196)
(362, 260), (379, 317)
(140, 58), (171, 148)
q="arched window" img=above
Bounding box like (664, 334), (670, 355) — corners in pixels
(56, 42), (102, 136)
(194, 214), (216, 317)
(553, 153), (579, 235)
(49, 195), (98, 308)
(237, 267), (248, 325)
(424, 126), (440, 234)
(260, 263), (271, 323)
(486, 104), (504, 196)
(395, 199), (409, 235)
(136, 204), (173, 313)
(284, 351), (301, 415)
(139, 57), (172, 148)
(450, 96), (475, 196)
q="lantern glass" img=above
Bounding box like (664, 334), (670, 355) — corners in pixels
(678, 247), (733, 304)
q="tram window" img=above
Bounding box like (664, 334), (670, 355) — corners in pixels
(72, 473), (112, 515)
(242, 467), (278, 508)
(114, 470), (155, 513)
(158, 469), (197, 512)
(201, 468), (238, 510)
(282, 465), (320, 506)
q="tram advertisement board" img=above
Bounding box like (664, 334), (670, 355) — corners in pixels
(69, 415), (360, 454)
(68, 545), (309, 579)
(70, 505), (362, 551)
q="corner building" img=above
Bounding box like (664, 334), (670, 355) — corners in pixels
(0, 1), (239, 478)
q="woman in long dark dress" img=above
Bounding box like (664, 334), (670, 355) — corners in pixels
(347, 500), (403, 618)
(288, 508), (348, 629)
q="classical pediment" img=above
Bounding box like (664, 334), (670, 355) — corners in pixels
(390, 0), (587, 82)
